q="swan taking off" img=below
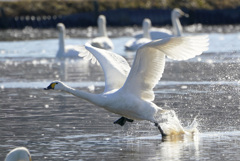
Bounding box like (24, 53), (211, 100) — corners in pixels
(45, 35), (209, 137)
(56, 23), (83, 58)
(5, 147), (32, 161)
(89, 15), (114, 50)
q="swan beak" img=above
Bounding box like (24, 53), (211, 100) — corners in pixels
(44, 83), (56, 90)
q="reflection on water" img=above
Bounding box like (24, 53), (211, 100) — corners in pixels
(0, 32), (240, 160)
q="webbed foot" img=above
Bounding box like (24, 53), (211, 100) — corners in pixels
(114, 117), (134, 126)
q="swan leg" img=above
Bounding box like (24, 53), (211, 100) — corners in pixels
(114, 117), (134, 126)
(155, 122), (167, 137)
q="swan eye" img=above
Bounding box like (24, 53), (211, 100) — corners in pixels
(56, 83), (58, 84)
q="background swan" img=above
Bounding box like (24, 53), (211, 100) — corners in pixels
(125, 18), (152, 51)
(56, 23), (82, 58)
(171, 8), (188, 36)
(89, 15), (114, 50)
(132, 8), (188, 41)
(5, 147), (32, 161)
(45, 35), (208, 137)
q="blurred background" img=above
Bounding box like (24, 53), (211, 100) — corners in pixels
(0, 0), (240, 40)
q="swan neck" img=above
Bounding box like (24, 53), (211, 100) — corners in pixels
(63, 85), (103, 106)
(143, 26), (150, 39)
(58, 31), (65, 56)
(98, 20), (107, 37)
(171, 15), (182, 36)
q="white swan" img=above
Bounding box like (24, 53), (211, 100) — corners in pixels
(45, 35), (209, 137)
(90, 15), (114, 50)
(132, 8), (188, 41)
(5, 147), (32, 161)
(171, 8), (188, 36)
(56, 23), (82, 58)
(125, 18), (152, 51)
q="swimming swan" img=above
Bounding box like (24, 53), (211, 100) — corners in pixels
(125, 18), (152, 51)
(133, 8), (188, 41)
(90, 15), (114, 50)
(45, 35), (209, 137)
(171, 8), (188, 36)
(56, 23), (82, 58)
(5, 147), (32, 161)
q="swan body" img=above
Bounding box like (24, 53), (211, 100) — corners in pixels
(89, 15), (114, 50)
(5, 147), (32, 161)
(56, 23), (82, 58)
(130, 8), (188, 43)
(125, 18), (152, 51)
(45, 35), (209, 136)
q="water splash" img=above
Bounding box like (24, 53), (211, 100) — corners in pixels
(156, 110), (198, 136)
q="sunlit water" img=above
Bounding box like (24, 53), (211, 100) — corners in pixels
(0, 29), (240, 160)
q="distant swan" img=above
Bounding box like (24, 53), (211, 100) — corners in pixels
(171, 8), (188, 36)
(5, 147), (32, 161)
(132, 8), (188, 42)
(125, 18), (152, 51)
(45, 35), (209, 137)
(89, 15), (114, 50)
(56, 23), (82, 58)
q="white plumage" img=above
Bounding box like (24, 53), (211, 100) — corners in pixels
(56, 23), (82, 58)
(5, 147), (32, 161)
(45, 35), (209, 136)
(89, 15), (114, 50)
(126, 8), (188, 50)
(125, 18), (152, 51)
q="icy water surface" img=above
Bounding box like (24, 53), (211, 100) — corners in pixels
(0, 31), (240, 160)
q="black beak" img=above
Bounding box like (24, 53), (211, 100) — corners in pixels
(44, 85), (53, 90)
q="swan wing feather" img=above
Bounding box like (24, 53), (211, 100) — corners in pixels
(122, 35), (209, 101)
(84, 43), (131, 92)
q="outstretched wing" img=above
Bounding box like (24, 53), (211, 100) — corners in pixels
(82, 43), (131, 92)
(122, 35), (209, 101)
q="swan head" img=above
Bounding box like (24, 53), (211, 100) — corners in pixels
(143, 18), (151, 30)
(5, 147), (32, 161)
(44, 81), (66, 90)
(57, 23), (65, 33)
(98, 15), (107, 37)
(142, 18), (151, 39)
(98, 15), (106, 26)
(172, 8), (189, 18)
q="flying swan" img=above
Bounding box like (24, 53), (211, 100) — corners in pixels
(5, 147), (32, 161)
(45, 35), (209, 137)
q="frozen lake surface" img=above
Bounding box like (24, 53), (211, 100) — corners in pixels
(0, 29), (240, 160)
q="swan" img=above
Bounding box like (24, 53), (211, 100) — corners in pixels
(45, 35), (209, 137)
(56, 23), (83, 58)
(132, 8), (188, 41)
(89, 15), (114, 50)
(5, 147), (32, 161)
(125, 18), (152, 51)
(171, 8), (188, 36)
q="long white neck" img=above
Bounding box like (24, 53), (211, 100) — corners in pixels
(143, 19), (151, 39)
(171, 15), (182, 36)
(143, 25), (150, 39)
(62, 85), (104, 107)
(98, 19), (107, 37)
(57, 30), (65, 57)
